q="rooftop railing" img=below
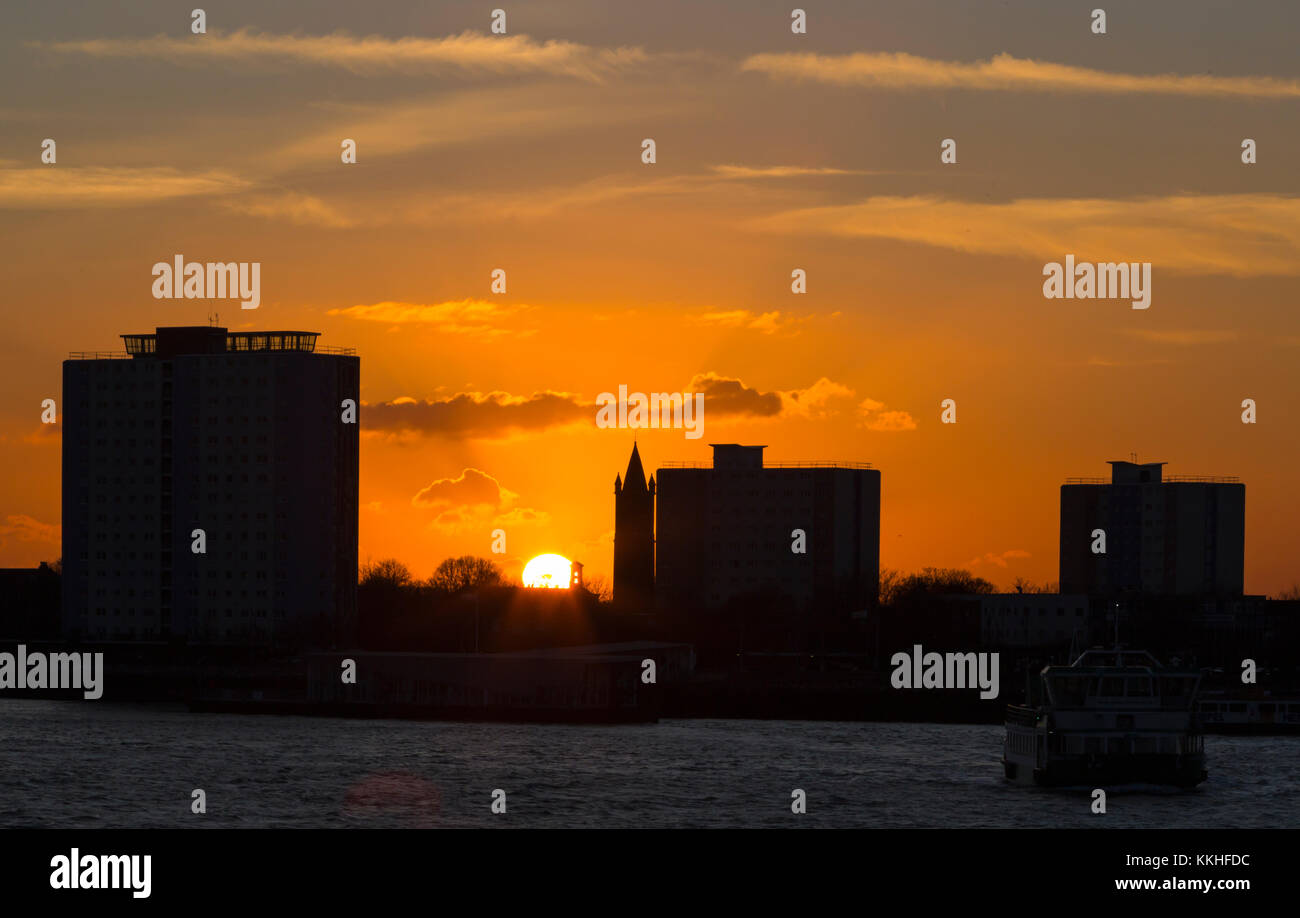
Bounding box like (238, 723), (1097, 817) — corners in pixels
(661, 460), (873, 469)
(69, 345), (356, 358)
(1065, 475), (1240, 484)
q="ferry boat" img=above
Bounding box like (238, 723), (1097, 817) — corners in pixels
(1197, 697), (1300, 734)
(1003, 649), (1207, 788)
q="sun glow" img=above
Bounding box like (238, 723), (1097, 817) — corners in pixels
(521, 553), (572, 589)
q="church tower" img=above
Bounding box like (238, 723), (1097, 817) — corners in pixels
(613, 442), (655, 609)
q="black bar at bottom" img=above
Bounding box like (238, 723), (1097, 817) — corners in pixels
(0, 828), (1280, 904)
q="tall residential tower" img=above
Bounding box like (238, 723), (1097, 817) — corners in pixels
(61, 326), (359, 648)
(655, 444), (880, 615)
(1059, 460), (1244, 597)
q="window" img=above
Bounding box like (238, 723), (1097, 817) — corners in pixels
(1099, 677), (1125, 697)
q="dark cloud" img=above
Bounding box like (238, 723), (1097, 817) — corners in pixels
(365, 391), (591, 438)
(688, 372), (783, 417)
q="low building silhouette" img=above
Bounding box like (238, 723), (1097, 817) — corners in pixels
(977, 592), (1092, 649)
(0, 562), (61, 640)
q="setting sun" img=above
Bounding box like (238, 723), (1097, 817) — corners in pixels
(521, 553), (573, 589)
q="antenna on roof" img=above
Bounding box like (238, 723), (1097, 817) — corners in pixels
(1131, 451), (1137, 463)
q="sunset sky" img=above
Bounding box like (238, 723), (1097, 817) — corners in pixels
(2, 1), (1297, 594)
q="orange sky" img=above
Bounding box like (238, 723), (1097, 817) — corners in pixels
(1, 1), (1297, 594)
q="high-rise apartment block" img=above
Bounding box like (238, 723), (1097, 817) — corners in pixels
(62, 326), (359, 647)
(651, 444), (880, 614)
(1059, 461), (1244, 597)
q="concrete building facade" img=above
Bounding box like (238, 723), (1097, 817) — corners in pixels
(977, 593), (1091, 648)
(653, 444), (880, 615)
(62, 326), (359, 647)
(1060, 461), (1244, 598)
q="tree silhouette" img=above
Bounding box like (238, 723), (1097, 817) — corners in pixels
(1012, 576), (1058, 594)
(583, 573), (613, 603)
(884, 567), (997, 609)
(359, 558), (413, 589)
(428, 555), (506, 594)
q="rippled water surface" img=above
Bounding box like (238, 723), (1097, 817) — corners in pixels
(2, 700), (1295, 828)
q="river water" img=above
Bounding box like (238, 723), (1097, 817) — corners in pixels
(1, 700), (1294, 828)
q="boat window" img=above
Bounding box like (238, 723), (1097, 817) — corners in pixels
(1125, 677), (1153, 697)
(1229, 703), (1246, 712)
(1159, 676), (1193, 700)
(1098, 677), (1125, 697)
(1260, 704), (1275, 714)
(1049, 676), (1089, 706)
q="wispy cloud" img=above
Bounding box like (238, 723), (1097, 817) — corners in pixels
(966, 549), (1032, 569)
(1083, 356), (1173, 367)
(710, 164), (873, 179)
(328, 300), (531, 337)
(218, 191), (353, 228)
(0, 515), (60, 551)
(270, 85), (683, 168)
(858, 398), (917, 432)
(35, 29), (651, 82)
(0, 167), (249, 208)
(741, 50), (1300, 98)
(694, 309), (794, 335)
(752, 193), (1300, 277)
(1122, 329), (1240, 345)
(394, 172), (731, 223)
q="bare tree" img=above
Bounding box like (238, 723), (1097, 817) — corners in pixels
(584, 573), (613, 602)
(884, 567), (997, 608)
(1012, 577), (1058, 594)
(878, 568), (903, 606)
(428, 556), (506, 594)
(359, 557), (414, 589)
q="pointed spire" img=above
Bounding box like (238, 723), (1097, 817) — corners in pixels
(614, 473), (622, 494)
(624, 442), (648, 491)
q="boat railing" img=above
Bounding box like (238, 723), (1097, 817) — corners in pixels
(1005, 705), (1039, 728)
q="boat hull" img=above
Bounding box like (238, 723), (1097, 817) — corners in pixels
(1003, 754), (1207, 789)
